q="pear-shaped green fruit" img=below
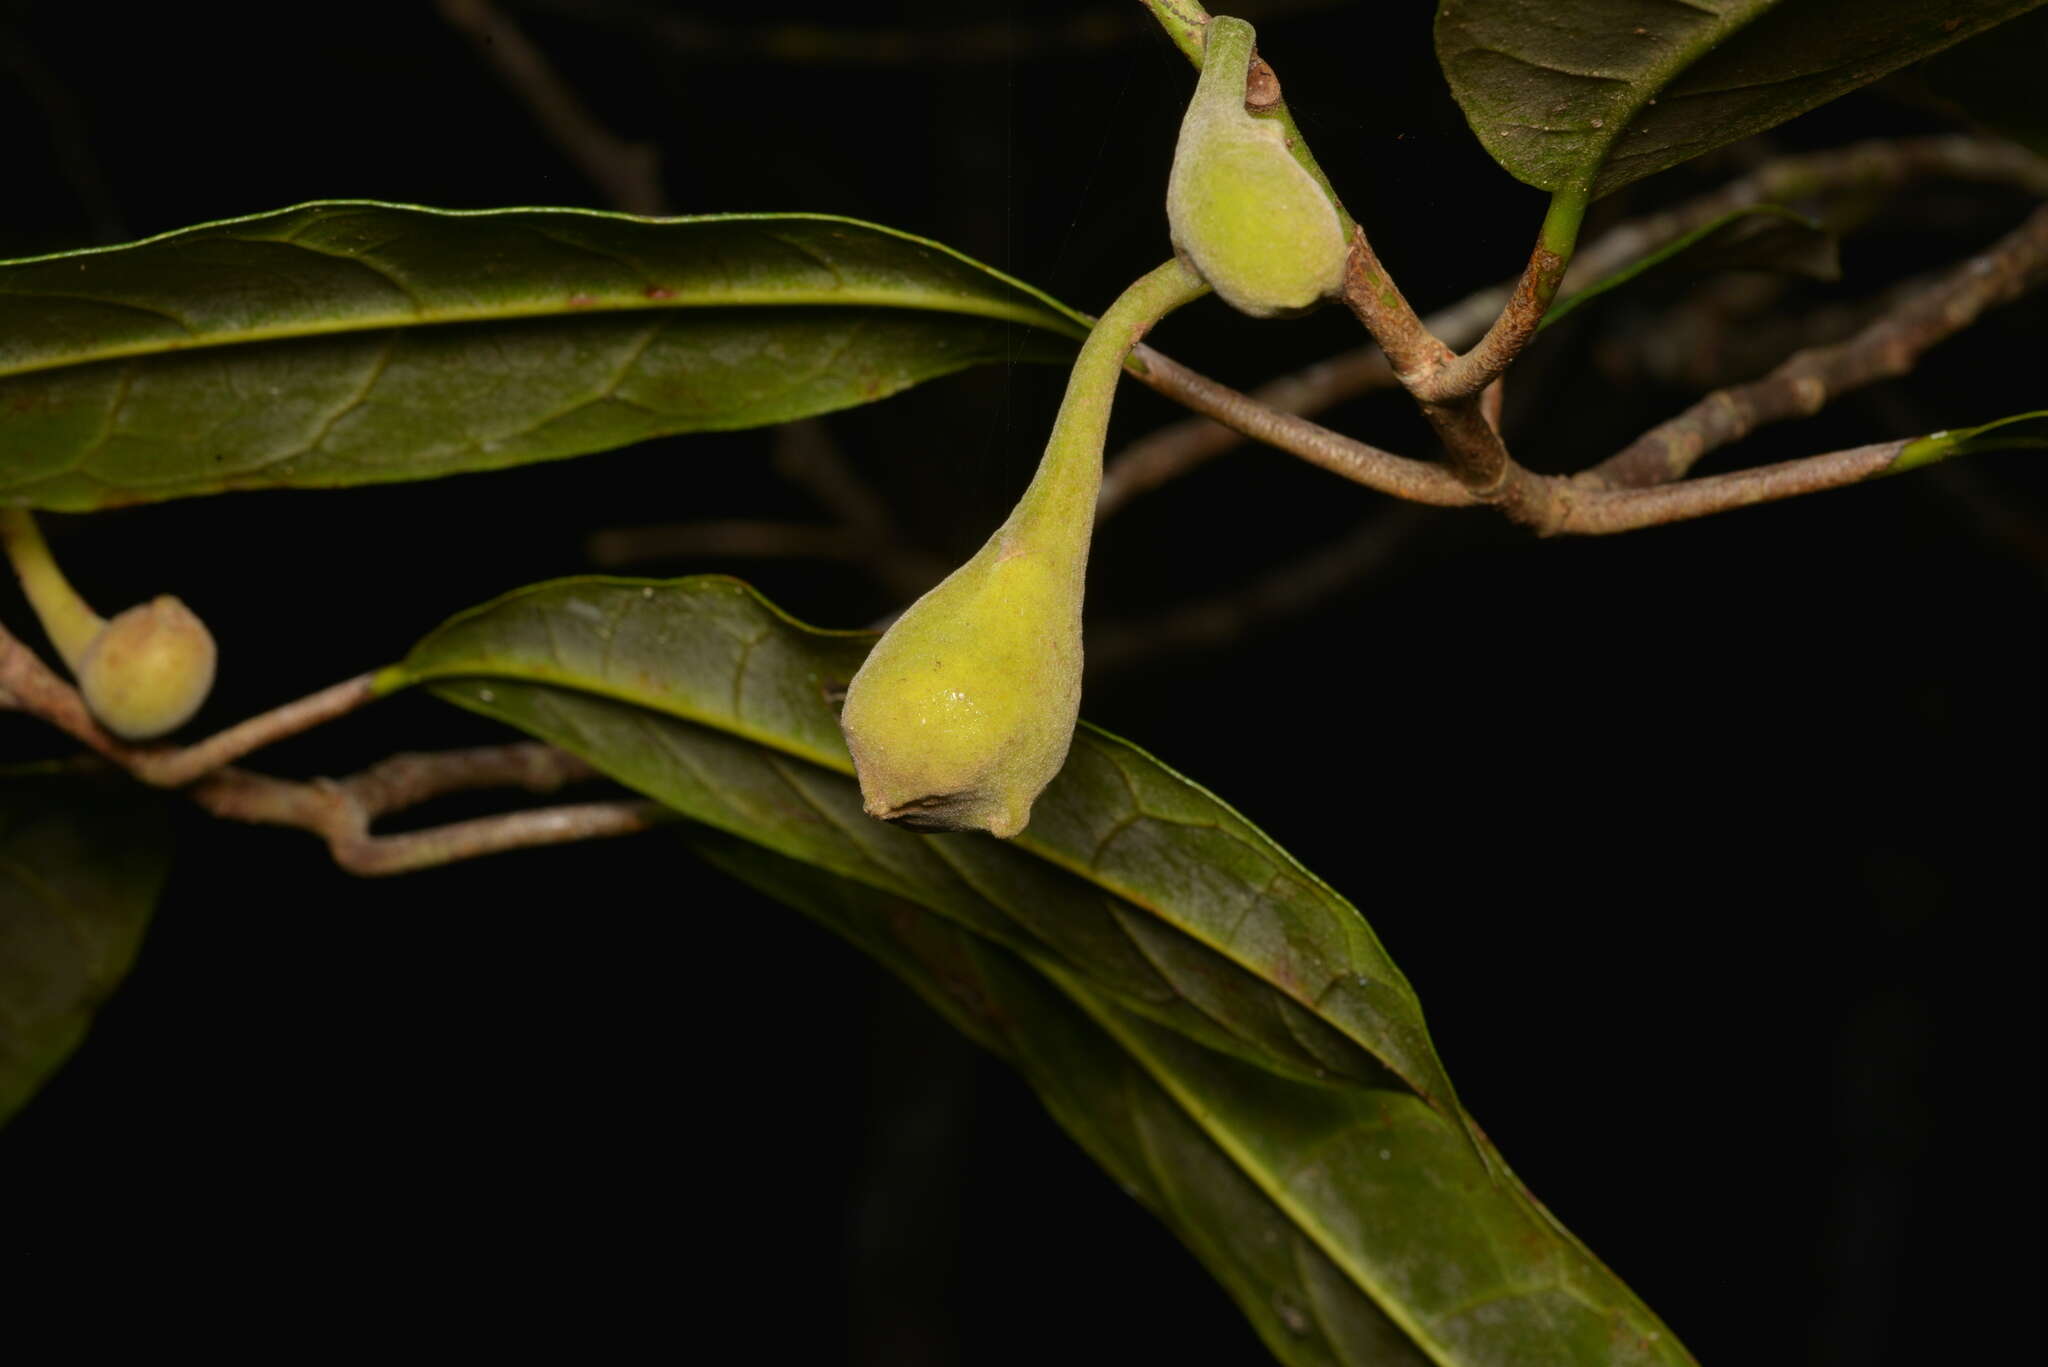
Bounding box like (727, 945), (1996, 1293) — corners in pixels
(839, 520), (1083, 839)
(1166, 15), (1347, 318)
(839, 259), (1208, 838)
(74, 595), (218, 740)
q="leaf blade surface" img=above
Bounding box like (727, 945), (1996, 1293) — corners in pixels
(384, 574), (1698, 1366)
(0, 772), (171, 1125)
(0, 204), (1085, 509)
(1436, 0), (2046, 198)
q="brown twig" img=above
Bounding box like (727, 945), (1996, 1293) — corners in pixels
(1125, 346), (1475, 506)
(1098, 283), (1512, 518)
(0, 616), (131, 765)
(133, 674), (384, 786)
(436, 0), (666, 215)
(1102, 137), (2048, 516)
(1351, 239), (1567, 409)
(1212, 0), (1548, 504)
(1479, 378), (1505, 437)
(1589, 202), (2048, 489)
(1552, 442), (1907, 535)
(330, 742), (601, 814)
(1338, 213), (1557, 519)
(0, 615), (385, 786)
(1118, 344), (1912, 536)
(1111, 134), (2047, 534)
(1336, 138), (2048, 510)
(5, 608), (669, 874)
(1432, 246), (1569, 404)
(1342, 137), (2048, 414)
(188, 745), (668, 877)
(1338, 225), (1453, 384)
(1100, 347), (1392, 517)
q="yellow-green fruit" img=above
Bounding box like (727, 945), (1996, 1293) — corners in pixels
(1166, 16), (1347, 318)
(839, 259), (1209, 839)
(74, 595), (218, 740)
(839, 528), (1083, 839)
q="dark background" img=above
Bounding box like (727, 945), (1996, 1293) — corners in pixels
(2, 1), (2041, 1360)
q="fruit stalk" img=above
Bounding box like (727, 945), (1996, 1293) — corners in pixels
(0, 507), (103, 671)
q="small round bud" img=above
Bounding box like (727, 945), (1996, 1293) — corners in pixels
(75, 596), (218, 740)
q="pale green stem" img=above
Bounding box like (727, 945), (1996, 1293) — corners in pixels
(1892, 409), (2048, 473)
(1529, 188), (1591, 323)
(1138, 0), (1210, 63)
(0, 507), (104, 672)
(1540, 189), (1588, 268)
(1006, 258), (1211, 540)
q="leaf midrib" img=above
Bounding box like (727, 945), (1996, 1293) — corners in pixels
(0, 284), (1083, 383)
(398, 643), (1452, 1107)
(0, 202), (1092, 381)
(1049, 964), (1460, 1367)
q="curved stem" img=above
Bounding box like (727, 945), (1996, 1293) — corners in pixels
(1006, 257), (1211, 544)
(1123, 345), (1472, 506)
(1383, 190), (1585, 407)
(0, 507), (103, 671)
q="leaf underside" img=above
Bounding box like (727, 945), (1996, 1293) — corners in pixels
(388, 575), (1697, 1367)
(0, 773), (171, 1126)
(1435, 0), (2047, 198)
(0, 203), (1085, 510)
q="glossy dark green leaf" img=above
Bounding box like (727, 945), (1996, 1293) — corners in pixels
(1924, 8), (2048, 157)
(691, 831), (1437, 1367)
(380, 575), (1448, 1105)
(1539, 204), (1837, 332)
(1435, 0), (2046, 199)
(380, 574), (1695, 1366)
(0, 203), (1087, 511)
(0, 771), (171, 1125)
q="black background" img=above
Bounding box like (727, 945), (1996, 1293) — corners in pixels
(2, 2), (2041, 1361)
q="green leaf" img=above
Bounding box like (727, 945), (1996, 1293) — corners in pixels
(1435, 0), (2047, 200)
(0, 771), (171, 1126)
(0, 202), (1087, 511)
(380, 575), (1448, 1104)
(381, 574), (1696, 1366)
(690, 832), (1439, 1367)
(1539, 204), (1837, 333)
(1923, 7), (2048, 157)
(1892, 409), (2048, 473)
